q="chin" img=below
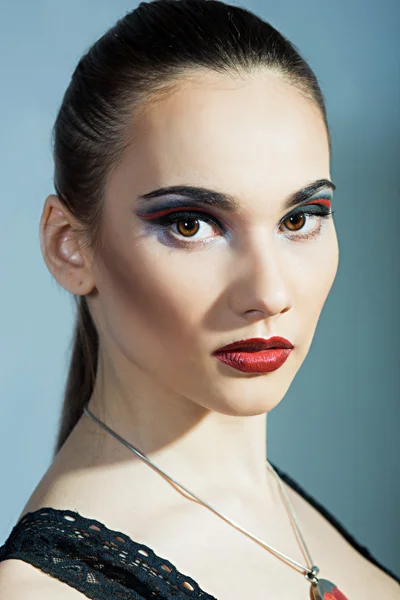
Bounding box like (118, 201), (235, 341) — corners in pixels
(192, 368), (296, 417)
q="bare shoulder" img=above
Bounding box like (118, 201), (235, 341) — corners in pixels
(284, 482), (400, 598)
(0, 559), (86, 599)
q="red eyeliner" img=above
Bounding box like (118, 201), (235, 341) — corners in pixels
(137, 198), (331, 219)
(303, 198), (331, 209)
(137, 206), (213, 219)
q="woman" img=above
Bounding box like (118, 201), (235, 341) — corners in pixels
(0, 0), (398, 598)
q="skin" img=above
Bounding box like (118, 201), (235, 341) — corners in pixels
(1, 70), (398, 598)
(46, 69), (339, 496)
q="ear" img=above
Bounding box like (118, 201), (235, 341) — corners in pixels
(39, 194), (96, 296)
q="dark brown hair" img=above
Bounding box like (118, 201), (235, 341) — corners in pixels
(51, 0), (331, 455)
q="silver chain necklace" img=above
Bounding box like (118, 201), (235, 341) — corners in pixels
(83, 405), (349, 599)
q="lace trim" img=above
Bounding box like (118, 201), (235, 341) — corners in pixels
(0, 507), (218, 600)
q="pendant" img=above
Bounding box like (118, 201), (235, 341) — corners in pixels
(311, 578), (349, 600)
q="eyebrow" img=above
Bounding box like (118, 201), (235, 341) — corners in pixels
(137, 179), (336, 213)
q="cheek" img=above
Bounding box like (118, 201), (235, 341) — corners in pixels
(317, 226), (339, 297)
(295, 226), (339, 321)
(95, 239), (209, 362)
(94, 220), (339, 379)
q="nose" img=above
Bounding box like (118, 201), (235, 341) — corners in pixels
(230, 242), (292, 322)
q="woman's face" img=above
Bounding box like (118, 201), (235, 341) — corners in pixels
(89, 70), (339, 415)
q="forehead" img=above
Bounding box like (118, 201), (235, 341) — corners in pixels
(116, 70), (330, 206)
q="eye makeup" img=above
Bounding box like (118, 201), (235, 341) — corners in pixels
(136, 200), (334, 249)
(301, 197), (331, 210)
(135, 184), (335, 248)
(283, 201), (333, 241)
(136, 178), (336, 214)
(135, 195), (333, 221)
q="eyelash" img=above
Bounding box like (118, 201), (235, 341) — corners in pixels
(141, 203), (335, 246)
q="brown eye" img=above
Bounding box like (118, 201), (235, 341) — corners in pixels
(283, 213), (306, 231)
(143, 208), (225, 245)
(176, 218), (201, 237)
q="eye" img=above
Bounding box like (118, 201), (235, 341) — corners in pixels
(137, 200), (334, 247)
(283, 212), (308, 231)
(140, 209), (224, 245)
(279, 202), (334, 240)
(171, 214), (218, 240)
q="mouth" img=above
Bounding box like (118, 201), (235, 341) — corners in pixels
(212, 336), (294, 354)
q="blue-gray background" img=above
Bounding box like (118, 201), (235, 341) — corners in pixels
(1, 0), (399, 579)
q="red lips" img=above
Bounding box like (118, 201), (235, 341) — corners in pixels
(213, 336), (294, 354)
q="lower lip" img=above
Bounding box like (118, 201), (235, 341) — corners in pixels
(213, 349), (292, 373)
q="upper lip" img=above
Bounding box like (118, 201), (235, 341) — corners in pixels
(213, 336), (294, 353)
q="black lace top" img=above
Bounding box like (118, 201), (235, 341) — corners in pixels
(1, 464), (399, 598)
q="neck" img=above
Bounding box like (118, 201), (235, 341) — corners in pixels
(81, 356), (273, 501)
